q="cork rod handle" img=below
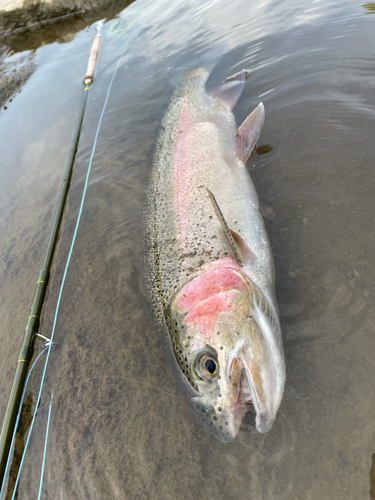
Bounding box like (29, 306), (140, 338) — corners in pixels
(83, 34), (101, 84)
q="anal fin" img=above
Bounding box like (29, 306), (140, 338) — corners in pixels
(206, 189), (257, 268)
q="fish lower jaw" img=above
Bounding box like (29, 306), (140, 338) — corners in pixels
(212, 401), (253, 443)
(229, 402), (249, 438)
(236, 365), (276, 435)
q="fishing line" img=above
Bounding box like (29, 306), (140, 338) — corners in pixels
(0, 22), (103, 487)
(0, 345), (49, 498)
(37, 392), (53, 500)
(7, 39), (127, 500)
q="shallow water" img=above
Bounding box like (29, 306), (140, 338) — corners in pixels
(0, 0), (375, 498)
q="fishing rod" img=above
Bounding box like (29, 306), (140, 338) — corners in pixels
(0, 19), (104, 490)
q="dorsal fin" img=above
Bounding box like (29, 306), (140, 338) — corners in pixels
(207, 69), (249, 110)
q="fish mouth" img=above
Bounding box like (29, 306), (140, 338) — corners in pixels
(237, 357), (276, 434)
(191, 356), (274, 443)
(227, 364), (254, 437)
(227, 341), (277, 435)
(212, 374), (253, 442)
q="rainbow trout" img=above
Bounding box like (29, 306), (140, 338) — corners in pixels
(145, 68), (285, 442)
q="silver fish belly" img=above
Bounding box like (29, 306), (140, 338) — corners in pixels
(145, 68), (285, 442)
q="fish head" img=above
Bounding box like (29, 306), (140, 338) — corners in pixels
(170, 267), (283, 442)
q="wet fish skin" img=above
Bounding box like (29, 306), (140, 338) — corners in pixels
(145, 68), (285, 442)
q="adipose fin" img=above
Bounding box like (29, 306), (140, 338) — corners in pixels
(207, 69), (249, 110)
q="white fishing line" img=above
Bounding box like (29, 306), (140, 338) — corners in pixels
(37, 392), (53, 500)
(4, 38), (128, 500)
(0, 346), (49, 498)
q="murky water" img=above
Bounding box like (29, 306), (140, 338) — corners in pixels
(0, 0), (375, 498)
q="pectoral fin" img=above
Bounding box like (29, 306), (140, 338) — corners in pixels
(207, 69), (249, 110)
(235, 103), (265, 163)
(206, 189), (257, 267)
(229, 228), (257, 267)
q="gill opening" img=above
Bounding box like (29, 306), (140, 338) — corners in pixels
(226, 338), (245, 381)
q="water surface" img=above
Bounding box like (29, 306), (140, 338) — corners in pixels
(0, 0), (374, 498)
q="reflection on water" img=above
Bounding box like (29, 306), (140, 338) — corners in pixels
(0, 0), (139, 109)
(361, 3), (375, 14)
(0, 0), (375, 498)
(4, 393), (33, 500)
(0, 48), (35, 109)
(0, 0), (136, 53)
(256, 144), (273, 155)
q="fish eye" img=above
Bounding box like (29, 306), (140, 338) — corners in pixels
(194, 353), (219, 380)
(203, 357), (217, 375)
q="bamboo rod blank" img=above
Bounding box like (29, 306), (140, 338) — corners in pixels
(0, 22), (103, 490)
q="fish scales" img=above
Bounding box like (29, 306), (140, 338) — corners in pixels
(145, 67), (285, 442)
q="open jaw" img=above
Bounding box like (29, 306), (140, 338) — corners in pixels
(229, 363), (254, 437)
(227, 345), (278, 437)
(208, 362), (256, 443)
